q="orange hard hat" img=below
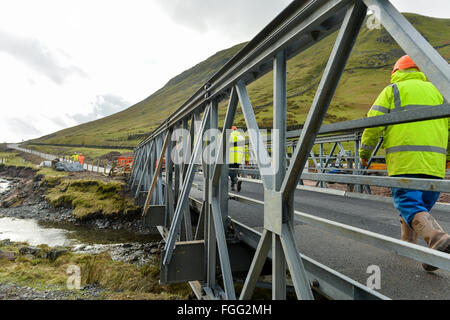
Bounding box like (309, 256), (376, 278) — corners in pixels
(232, 126), (237, 130)
(392, 55), (419, 74)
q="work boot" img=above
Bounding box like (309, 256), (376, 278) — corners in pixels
(410, 212), (450, 272)
(237, 180), (242, 192)
(400, 218), (418, 244)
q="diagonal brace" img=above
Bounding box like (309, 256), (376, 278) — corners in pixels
(143, 131), (171, 216)
(163, 105), (211, 265)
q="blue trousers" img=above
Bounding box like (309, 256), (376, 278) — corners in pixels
(229, 163), (240, 185)
(391, 174), (441, 227)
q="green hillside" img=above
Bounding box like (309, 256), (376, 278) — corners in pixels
(31, 13), (450, 148)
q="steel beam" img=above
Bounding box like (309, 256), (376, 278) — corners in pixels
(163, 106), (211, 265)
(143, 132), (170, 216)
(235, 80), (273, 190)
(211, 198), (236, 299)
(282, 0), (367, 199)
(134, 141), (153, 198)
(321, 104), (450, 134)
(206, 101), (218, 291)
(302, 172), (450, 193)
(272, 49), (288, 299)
(239, 229), (272, 300)
(229, 191), (450, 272)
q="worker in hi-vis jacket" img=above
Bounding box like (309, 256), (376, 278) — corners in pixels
(229, 126), (244, 192)
(359, 55), (450, 272)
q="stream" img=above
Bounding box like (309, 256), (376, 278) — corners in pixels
(0, 178), (10, 194)
(0, 178), (161, 265)
(0, 217), (159, 247)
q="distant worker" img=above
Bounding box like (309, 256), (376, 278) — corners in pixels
(78, 153), (85, 165)
(229, 126), (245, 192)
(359, 55), (450, 271)
(70, 153), (78, 163)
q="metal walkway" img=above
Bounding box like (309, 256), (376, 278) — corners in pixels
(188, 175), (450, 300)
(129, 0), (450, 300)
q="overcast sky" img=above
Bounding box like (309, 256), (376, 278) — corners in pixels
(0, 0), (449, 143)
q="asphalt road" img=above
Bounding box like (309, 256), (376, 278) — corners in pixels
(190, 174), (450, 300)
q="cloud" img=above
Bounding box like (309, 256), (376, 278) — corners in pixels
(7, 118), (42, 137)
(49, 116), (68, 128)
(0, 29), (87, 84)
(155, 0), (291, 40)
(70, 94), (130, 124)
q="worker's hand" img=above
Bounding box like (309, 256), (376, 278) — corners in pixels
(360, 158), (368, 167)
(446, 160), (450, 169)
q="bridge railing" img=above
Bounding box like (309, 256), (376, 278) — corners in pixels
(128, 0), (450, 300)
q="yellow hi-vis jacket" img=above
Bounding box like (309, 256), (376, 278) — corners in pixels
(359, 69), (448, 178)
(229, 130), (245, 164)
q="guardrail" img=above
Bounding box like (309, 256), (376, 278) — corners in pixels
(128, 0), (450, 300)
(7, 144), (113, 175)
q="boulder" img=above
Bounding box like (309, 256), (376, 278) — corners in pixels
(47, 249), (68, 262)
(54, 162), (84, 172)
(38, 161), (53, 168)
(0, 250), (16, 261)
(0, 239), (12, 247)
(19, 246), (42, 256)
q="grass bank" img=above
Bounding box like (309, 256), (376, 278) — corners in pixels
(0, 240), (191, 300)
(0, 151), (68, 178)
(43, 177), (138, 220)
(1, 150), (139, 221)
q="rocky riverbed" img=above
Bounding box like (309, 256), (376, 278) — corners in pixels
(0, 165), (152, 233)
(0, 165), (191, 300)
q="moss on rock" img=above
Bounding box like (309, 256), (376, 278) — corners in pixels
(44, 179), (139, 220)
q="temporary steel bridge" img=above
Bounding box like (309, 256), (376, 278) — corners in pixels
(128, 0), (450, 300)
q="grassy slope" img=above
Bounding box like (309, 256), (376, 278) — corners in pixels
(31, 13), (450, 147)
(0, 241), (191, 300)
(31, 42), (247, 147)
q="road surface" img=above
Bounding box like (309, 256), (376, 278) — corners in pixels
(189, 174), (450, 300)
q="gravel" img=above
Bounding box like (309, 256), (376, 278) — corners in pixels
(0, 283), (105, 300)
(71, 241), (163, 266)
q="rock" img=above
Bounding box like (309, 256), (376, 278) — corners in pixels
(39, 252), (48, 259)
(72, 244), (86, 251)
(0, 239), (12, 247)
(47, 249), (68, 262)
(2, 195), (18, 208)
(19, 246), (42, 256)
(0, 250), (15, 261)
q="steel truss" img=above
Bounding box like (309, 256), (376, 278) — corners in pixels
(128, 0), (450, 300)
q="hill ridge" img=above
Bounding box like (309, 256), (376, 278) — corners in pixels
(30, 13), (450, 148)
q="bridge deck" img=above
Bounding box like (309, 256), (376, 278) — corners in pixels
(189, 175), (450, 300)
